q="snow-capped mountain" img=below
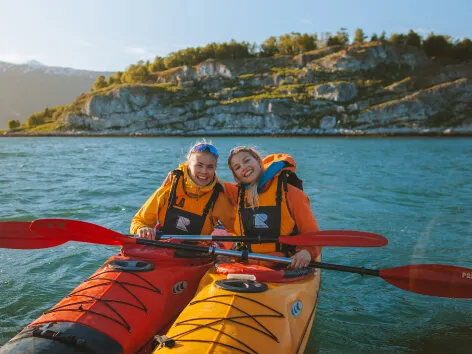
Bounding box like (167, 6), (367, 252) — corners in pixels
(0, 60), (113, 128)
(24, 60), (46, 68)
(0, 60), (111, 78)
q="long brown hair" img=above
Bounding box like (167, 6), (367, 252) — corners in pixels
(227, 146), (264, 208)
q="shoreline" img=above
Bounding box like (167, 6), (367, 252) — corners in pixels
(2, 132), (472, 138)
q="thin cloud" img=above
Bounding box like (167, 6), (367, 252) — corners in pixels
(165, 42), (195, 49)
(124, 47), (148, 55)
(124, 46), (155, 60)
(0, 52), (39, 64)
(159, 41), (200, 52)
(300, 18), (313, 25)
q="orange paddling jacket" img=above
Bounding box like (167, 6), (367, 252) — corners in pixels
(226, 154), (320, 257)
(131, 164), (235, 236)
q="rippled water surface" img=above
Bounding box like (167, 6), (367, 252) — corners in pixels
(1, 137), (471, 353)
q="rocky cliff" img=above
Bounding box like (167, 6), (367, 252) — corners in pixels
(23, 42), (472, 135)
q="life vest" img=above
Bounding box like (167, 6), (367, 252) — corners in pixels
(161, 168), (222, 235)
(234, 154), (303, 254)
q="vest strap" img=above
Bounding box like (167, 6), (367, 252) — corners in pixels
(201, 182), (223, 218)
(167, 169), (183, 211)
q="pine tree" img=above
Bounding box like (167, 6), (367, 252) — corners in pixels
(423, 33), (453, 58)
(354, 28), (366, 44)
(406, 30), (422, 47)
(453, 38), (472, 60)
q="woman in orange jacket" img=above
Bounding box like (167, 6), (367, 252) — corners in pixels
(224, 146), (321, 269)
(130, 140), (235, 239)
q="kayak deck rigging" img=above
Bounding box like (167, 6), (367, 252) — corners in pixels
(161, 294), (285, 354)
(43, 268), (163, 332)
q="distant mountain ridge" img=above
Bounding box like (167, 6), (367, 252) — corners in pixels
(0, 60), (112, 128)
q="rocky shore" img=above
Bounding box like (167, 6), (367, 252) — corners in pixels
(5, 42), (472, 136)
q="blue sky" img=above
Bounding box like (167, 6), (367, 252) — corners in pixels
(1, 0), (471, 71)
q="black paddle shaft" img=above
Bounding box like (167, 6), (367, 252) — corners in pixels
(136, 238), (212, 252)
(136, 238), (381, 276)
(309, 261), (380, 276)
(154, 235), (279, 243)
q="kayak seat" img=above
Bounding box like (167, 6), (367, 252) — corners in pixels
(107, 259), (155, 272)
(215, 279), (269, 293)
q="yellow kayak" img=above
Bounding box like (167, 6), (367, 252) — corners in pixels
(154, 261), (321, 354)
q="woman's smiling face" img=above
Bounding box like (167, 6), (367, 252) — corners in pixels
(229, 151), (262, 184)
(188, 152), (217, 186)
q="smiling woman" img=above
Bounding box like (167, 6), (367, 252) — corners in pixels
(186, 143), (219, 186)
(225, 146), (322, 269)
(130, 139), (235, 240)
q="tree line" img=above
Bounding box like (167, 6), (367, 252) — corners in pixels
(9, 106), (62, 130)
(88, 28), (472, 92)
(10, 28), (472, 129)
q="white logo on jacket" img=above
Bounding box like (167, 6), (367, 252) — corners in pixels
(253, 214), (269, 228)
(176, 216), (191, 232)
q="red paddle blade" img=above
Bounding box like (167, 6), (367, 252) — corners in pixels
(380, 264), (472, 299)
(30, 218), (133, 246)
(0, 221), (68, 249)
(280, 230), (388, 247)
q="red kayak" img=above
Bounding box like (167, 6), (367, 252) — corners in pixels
(0, 242), (214, 354)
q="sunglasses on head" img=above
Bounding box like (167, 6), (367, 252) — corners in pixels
(192, 143), (219, 157)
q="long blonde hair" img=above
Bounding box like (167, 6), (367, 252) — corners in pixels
(227, 146), (264, 208)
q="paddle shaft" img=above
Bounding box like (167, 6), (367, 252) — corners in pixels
(124, 234), (295, 244)
(157, 235), (279, 243)
(135, 238), (380, 276)
(141, 232), (387, 247)
(28, 219), (472, 298)
(308, 261), (379, 276)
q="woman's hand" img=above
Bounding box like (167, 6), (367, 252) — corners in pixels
(137, 227), (156, 240)
(288, 249), (312, 269)
(211, 227), (231, 236)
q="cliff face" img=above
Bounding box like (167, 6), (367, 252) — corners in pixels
(61, 42), (472, 135)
